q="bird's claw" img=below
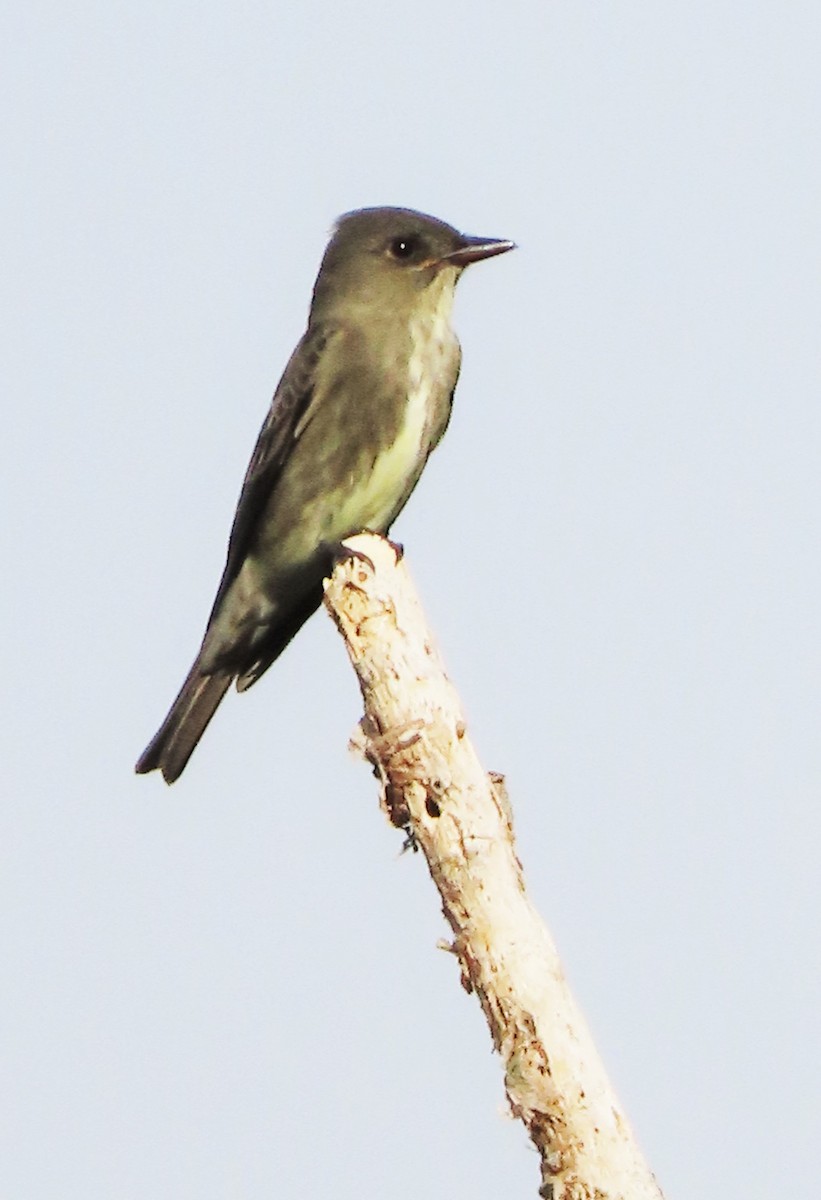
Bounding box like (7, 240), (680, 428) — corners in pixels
(324, 540), (376, 573)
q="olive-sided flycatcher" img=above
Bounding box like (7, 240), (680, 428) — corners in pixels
(136, 206), (514, 782)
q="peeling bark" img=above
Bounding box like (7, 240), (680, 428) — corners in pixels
(324, 534), (664, 1200)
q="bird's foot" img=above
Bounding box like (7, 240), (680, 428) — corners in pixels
(384, 536), (404, 562)
(324, 539), (376, 573)
(324, 532), (404, 573)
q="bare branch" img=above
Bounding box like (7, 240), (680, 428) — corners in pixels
(324, 533), (664, 1200)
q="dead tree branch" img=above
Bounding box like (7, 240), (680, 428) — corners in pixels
(323, 533), (663, 1200)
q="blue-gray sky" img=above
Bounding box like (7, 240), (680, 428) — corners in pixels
(3, 2), (819, 1196)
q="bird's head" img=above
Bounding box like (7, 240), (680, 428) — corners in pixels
(311, 206), (514, 320)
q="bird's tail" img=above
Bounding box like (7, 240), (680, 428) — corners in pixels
(135, 665), (232, 784)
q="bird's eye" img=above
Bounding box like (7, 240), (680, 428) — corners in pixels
(388, 234), (419, 260)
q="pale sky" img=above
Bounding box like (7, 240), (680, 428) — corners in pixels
(3, 2), (820, 1197)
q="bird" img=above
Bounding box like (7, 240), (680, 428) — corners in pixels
(136, 206), (514, 782)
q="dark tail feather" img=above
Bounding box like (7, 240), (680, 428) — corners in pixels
(135, 666), (232, 784)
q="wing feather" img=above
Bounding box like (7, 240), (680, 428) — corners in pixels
(206, 322), (336, 621)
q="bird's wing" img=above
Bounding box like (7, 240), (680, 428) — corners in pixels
(206, 321), (338, 621)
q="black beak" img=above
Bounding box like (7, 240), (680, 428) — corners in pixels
(442, 234), (516, 267)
